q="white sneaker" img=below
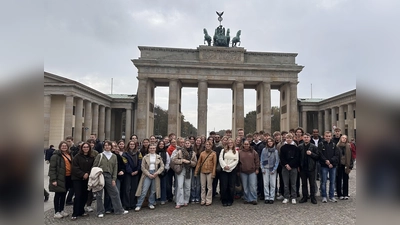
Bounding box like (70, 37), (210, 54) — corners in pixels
(276, 195), (284, 200)
(98, 214), (104, 218)
(85, 206), (94, 212)
(160, 201), (166, 205)
(149, 205), (155, 210)
(291, 199), (296, 204)
(344, 196), (349, 200)
(322, 197), (327, 203)
(105, 211), (112, 214)
(339, 196), (344, 200)
(135, 207), (141, 212)
(329, 197), (337, 202)
(122, 210), (129, 214)
(60, 211), (69, 217)
(282, 198), (288, 204)
(54, 212), (63, 219)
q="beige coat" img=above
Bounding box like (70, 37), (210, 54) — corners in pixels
(135, 154), (164, 198)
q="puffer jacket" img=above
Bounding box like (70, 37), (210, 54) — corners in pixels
(194, 150), (217, 177)
(48, 150), (72, 192)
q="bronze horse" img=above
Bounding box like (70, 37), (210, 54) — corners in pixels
(203, 28), (212, 46)
(232, 30), (241, 47)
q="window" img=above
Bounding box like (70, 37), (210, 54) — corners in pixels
(353, 110), (356, 118)
(73, 106), (76, 115)
(344, 112), (347, 120)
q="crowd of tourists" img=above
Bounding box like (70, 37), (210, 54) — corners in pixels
(45, 127), (356, 220)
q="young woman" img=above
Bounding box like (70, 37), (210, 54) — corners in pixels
(84, 139), (98, 212)
(280, 133), (300, 204)
(219, 138), (239, 206)
(156, 140), (170, 204)
(172, 140), (197, 209)
(140, 138), (150, 156)
(93, 141), (128, 218)
(117, 140), (125, 154)
(48, 141), (73, 219)
(194, 141), (217, 206)
(260, 138), (280, 204)
(166, 139), (177, 202)
(135, 144), (164, 211)
(71, 142), (95, 220)
(122, 140), (142, 210)
(238, 140), (260, 205)
(191, 137), (204, 203)
(336, 135), (353, 200)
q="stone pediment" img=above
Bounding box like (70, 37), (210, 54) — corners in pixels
(44, 72), (73, 84)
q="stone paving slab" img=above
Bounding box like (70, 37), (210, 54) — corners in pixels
(44, 167), (356, 225)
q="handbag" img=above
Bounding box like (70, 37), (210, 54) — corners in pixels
(170, 151), (183, 174)
(216, 150), (226, 173)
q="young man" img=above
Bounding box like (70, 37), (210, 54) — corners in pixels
(250, 132), (265, 200)
(332, 127), (342, 145)
(237, 128), (245, 142)
(318, 131), (340, 203)
(279, 134), (300, 204)
(298, 133), (319, 204)
(90, 133), (103, 153)
(214, 134), (222, 148)
(311, 129), (324, 180)
(224, 129), (232, 138)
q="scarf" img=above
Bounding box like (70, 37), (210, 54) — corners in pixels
(128, 149), (138, 169)
(337, 142), (351, 167)
(181, 147), (193, 179)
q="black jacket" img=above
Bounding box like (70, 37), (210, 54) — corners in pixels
(114, 152), (126, 180)
(251, 141), (265, 158)
(280, 143), (300, 168)
(298, 143), (319, 172)
(318, 141), (340, 167)
(310, 136), (324, 146)
(95, 139), (103, 153)
(71, 153), (95, 181)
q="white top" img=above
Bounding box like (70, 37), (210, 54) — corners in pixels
(312, 138), (319, 146)
(149, 153), (156, 170)
(219, 149), (239, 172)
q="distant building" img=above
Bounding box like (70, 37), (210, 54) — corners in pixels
(298, 89), (356, 139)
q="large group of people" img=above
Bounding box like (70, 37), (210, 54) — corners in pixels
(45, 127), (356, 220)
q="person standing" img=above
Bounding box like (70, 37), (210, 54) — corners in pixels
(191, 137), (204, 203)
(122, 140), (142, 210)
(71, 142), (95, 220)
(298, 133), (319, 204)
(219, 138), (239, 206)
(318, 131), (340, 203)
(194, 141), (217, 206)
(260, 138), (280, 204)
(48, 141), (73, 218)
(279, 134), (300, 204)
(336, 135), (353, 200)
(156, 140), (170, 205)
(239, 140), (260, 205)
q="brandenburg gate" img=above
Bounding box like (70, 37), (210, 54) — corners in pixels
(132, 45), (303, 139)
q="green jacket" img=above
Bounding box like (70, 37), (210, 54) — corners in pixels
(93, 152), (118, 181)
(48, 150), (72, 192)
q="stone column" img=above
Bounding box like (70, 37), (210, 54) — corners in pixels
(262, 82), (271, 133)
(302, 110), (307, 133)
(289, 81), (299, 130)
(136, 78), (148, 140)
(110, 109), (115, 141)
(197, 79), (208, 136)
(105, 107), (111, 140)
(44, 94), (52, 148)
(347, 104), (354, 139)
(98, 105), (105, 141)
(84, 101), (92, 141)
(318, 111), (323, 133)
(64, 95), (74, 138)
(331, 107), (337, 131)
(125, 109), (132, 142)
(338, 105), (345, 132)
(114, 110), (122, 141)
(324, 109), (330, 132)
(74, 97), (83, 142)
(168, 79), (181, 136)
(235, 81), (244, 134)
(92, 103), (99, 136)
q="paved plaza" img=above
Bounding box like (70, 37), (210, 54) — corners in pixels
(44, 160), (356, 224)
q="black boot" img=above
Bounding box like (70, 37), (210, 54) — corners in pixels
(311, 196), (317, 204)
(299, 197), (307, 203)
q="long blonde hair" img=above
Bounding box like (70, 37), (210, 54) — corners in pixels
(224, 138), (237, 154)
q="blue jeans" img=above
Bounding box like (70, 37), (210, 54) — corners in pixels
(190, 169), (201, 201)
(240, 172), (257, 202)
(320, 166), (336, 198)
(136, 170), (156, 207)
(263, 171), (277, 200)
(159, 174), (167, 202)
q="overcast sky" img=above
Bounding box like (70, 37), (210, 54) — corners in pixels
(43, 0), (398, 132)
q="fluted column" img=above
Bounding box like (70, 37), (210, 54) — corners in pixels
(324, 109), (330, 132)
(318, 111), (323, 133)
(302, 110), (307, 133)
(235, 81), (244, 134)
(74, 97), (83, 142)
(92, 103), (99, 136)
(125, 109), (132, 142)
(64, 95), (74, 138)
(110, 109), (115, 141)
(347, 104), (354, 139)
(331, 107), (337, 131)
(98, 105), (105, 141)
(168, 79), (181, 136)
(136, 78), (148, 140)
(197, 79), (208, 136)
(84, 101), (92, 141)
(338, 105), (345, 131)
(289, 81), (299, 130)
(262, 82), (271, 133)
(44, 94), (52, 148)
(105, 107), (111, 140)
